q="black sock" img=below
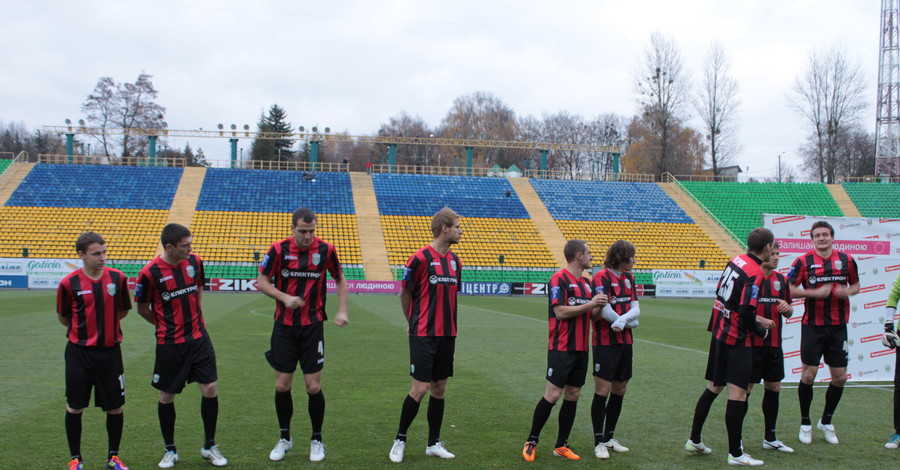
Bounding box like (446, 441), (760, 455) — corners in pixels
(158, 401), (177, 452)
(66, 411), (83, 460)
(895, 383), (900, 435)
(591, 394), (607, 445)
(555, 399), (578, 448)
(427, 397), (445, 446)
(275, 390), (293, 440)
(726, 400), (745, 457)
(821, 384), (843, 425)
(742, 395), (749, 419)
(604, 393), (624, 442)
(107, 412), (124, 459)
(201, 396), (218, 449)
(308, 390), (325, 440)
(762, 389), (779, 442)
(690, 388), (718, 443)
(528, 397), (555, 443)
(798, 382), (813, 426)
(396, 395), (421, 441)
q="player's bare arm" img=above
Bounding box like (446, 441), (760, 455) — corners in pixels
(257, 273), (305, 309)
(553, 293), (607, 320)
(137, 302), (156, 325)
(776, 299), (793, 317)
(756, 315), (776, 330)
(333, 276), (349, 327)
(832, 283), (860, 298)
(57, 313), (70, 327)
(790, 283), (830, 299)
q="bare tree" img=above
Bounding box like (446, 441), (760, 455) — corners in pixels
(789, 45), (867, 183)
(634, 31), (691, 177)
(81, 73), (166, 157)
(695, 40), (742, 178)
(441, 91), (518, 167)
(374, 112), (434, 167)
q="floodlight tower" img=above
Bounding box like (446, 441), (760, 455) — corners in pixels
(876, 0), (900, 176)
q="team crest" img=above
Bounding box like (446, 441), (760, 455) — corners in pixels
(773, 280), (781, 291)
(186, 265), (195, 278)
(624, 279), (631, 289)
(312, 253), (321, 265)
(834, 260), (843, 270)
(451, 260), (457, 271)
(106, 283), (116, 296)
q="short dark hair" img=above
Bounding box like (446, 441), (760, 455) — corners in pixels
(76, 231), (105, 254)
(746, 227), (774, 253)
(604, 240), (636, 269)
(810, 221), (834, 238)
(563, 239), (588, 263)
(161, 223), (191, 248)
(292, 208), (317, 227)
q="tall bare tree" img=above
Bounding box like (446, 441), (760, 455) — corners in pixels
(374, 112), (434, 167)
(695, 41), (742, 178)
(441, 91), (518, 167)
(789, 45), (867, 183)
(634, 31), (691, 177)
(81, 73), (166, 157)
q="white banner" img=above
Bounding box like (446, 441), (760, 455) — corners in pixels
(652, 269), (720, 298)
(764, 214), (899, 382)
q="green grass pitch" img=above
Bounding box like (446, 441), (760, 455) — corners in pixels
(1, 291), (897, 469)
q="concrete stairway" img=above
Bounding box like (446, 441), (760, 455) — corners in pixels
(827, 184), (861, 217)
(0, 162), (34, 206)
(508, 177), (567, 268)
(166, 167), (206, 227)
(349, 172), (393, 280)
(658, 182), (743, 259)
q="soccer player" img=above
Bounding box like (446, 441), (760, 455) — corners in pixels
(521, 239), (608, 462)
(58, 232), (132, 470)
(590, 240), (639, 459)
(751, 241), (795, 453)
(257, 208), (349, 462)
(135, 223), (227, 468)
(388, 207), (463, 463)
(882, 272), (900, 449)
(788, 221), (859, 445)
(684, 227), (775, 466)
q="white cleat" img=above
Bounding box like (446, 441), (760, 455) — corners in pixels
(594, 443), (610, 459)
(200, 446), (228, 467)
(158, 451), (179, 469)
(886, 434), (900, 449)
(604, 438), (630, 453)
(425, 441), (455, 459)
(269, 438), (293, 461)
(684, 439), (713, 454)
(310, 440), (325, 462)
(762, 439), (794, 453)
(727, 452), (764, 466)
(389, 439), (406, 463)
(798, 425), (812, 444)
(817, 420), (839, 445)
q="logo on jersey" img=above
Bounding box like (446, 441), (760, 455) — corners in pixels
(261, 254), (270, 269)
(312, 253), (321, 265)
(834, 260), (843, 270)
(402, 267), (412, 282)
(106, 283), (116, 296)
(451, 260), (457, 271)
(773, 280), (781, 291)
(595, 285), (605, 294)
(583, 282), (590, 291)
(551, 285), (561, 302)
(135, 284), (144, 299)
(624, 279), (631, 289)
(751, 284), (760, 300)
(429, 275), (457, 285)
(186, 266), (195, 278)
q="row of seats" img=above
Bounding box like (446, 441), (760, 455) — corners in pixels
(197, 169), (355, 214)
(0, 158), (12, 176)
(373, 174), (530, 218)
(531, 179), (693, 223)
(842, 183), (900, 218)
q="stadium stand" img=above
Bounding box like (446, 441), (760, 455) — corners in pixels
(0, 158), (12, 176)
(679, 181), (844, 243)
(530, 179), (728, 272)
(842, 182), (900, 218)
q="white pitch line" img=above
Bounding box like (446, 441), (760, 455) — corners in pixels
(635, 338), (707, 355)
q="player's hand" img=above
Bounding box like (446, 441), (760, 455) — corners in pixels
(283, 296), (304, 310)
(757, 316), (776, 330)
(611, 317), (626, 332)
(333, 310), (349, 327)
(831, 284), (849, 298)
(811, 285), (831, 298)
(593, 293), (609, 307)
(776, 300), (793, 317)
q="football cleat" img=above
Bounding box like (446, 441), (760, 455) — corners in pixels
(389, 439), (406, 463)
(798, 425), (812, 444)
(604, 438), (630, 452)
(309, 440), (325, 462)
(594, 443), (609, 459)
(762, 439), (794, 453)
(727, 452), (764, 466)
(425, 441), (455, 459)
(885, 434), (900, 449)
(158, 451), (179, 469)
(106, 455), (130, 470)
(269, 438), (293, 461)
(553, 445), (581, 460)
(817, 420), (839, 445)
(68, 458), (85, 470)
(684, 439), (713, 454)
(200, 446), (228, 467)
(522, 441), (537, 462)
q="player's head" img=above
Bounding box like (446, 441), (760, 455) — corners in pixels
(431, 207), (462, 244)
(747, 227), (774, 260)
(604, 239), (636, 271)
(161, 223), (193, 261)
(564, 239), (591, 268)
(810, 221), (834, 251)
(76, 231), (107, 271)
(292, 208), (317, 247)
(762, 241), (780, 272)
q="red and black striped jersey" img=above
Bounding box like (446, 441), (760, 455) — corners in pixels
(752, 271), (792, 347)
(402, 245), (461, 337)
(57, 267), (131, 347)
(710, 253), (763, 346)
(259, 237), (343, 327)
(592, 269), (637, 346)
(787, 250), (858, 326)
(547, 269), (594, 352)
(135, 254), (208, 345)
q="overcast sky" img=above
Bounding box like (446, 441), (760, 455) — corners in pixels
(2, 0), (880, 179)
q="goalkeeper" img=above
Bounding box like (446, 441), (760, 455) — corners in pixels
(882, 274), (900, 449)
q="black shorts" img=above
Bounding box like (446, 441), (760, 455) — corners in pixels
(800, 324), (849, 368)
(266, 322), (325, 375)
(592, 344), (633, 382)
(65, 342), (125, 411)
(751, 346), (785, 383)
(705, 340), (752, 389)
(409, 336), (455, 383)
(152, 335), (218, 393)
(546, 350), (589, 389)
